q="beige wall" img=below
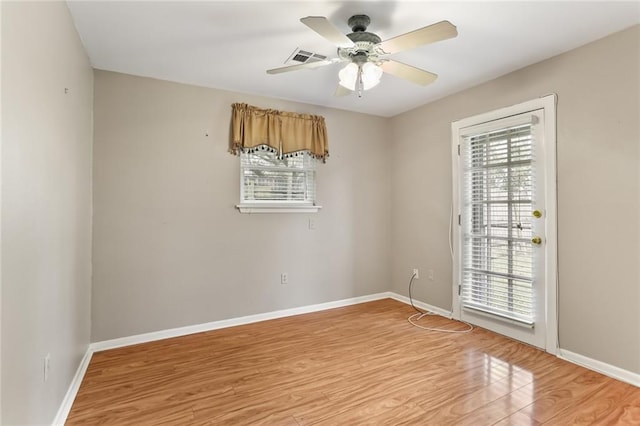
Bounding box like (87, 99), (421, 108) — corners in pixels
(390, 25), (640, 374)
(91, 70), (392, 341)
(1, 1), (94, 424)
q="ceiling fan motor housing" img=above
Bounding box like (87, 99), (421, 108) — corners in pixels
(338, 14), (382, 62)
(348, 15), (370, 32)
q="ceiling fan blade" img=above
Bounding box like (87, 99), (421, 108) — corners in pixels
(381, 60), (438, 86)
(267, 59), (335, 75)
(300, 16), (355, 48)
(334, 85), (352, 97)
(377, 20), (457, 55)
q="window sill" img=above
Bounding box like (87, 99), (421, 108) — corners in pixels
(236, 204), (322, 214)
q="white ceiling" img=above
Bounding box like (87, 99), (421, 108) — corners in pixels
(67, 1), (640, 117)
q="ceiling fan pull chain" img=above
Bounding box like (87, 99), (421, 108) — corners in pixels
(357, 64), (364, 98)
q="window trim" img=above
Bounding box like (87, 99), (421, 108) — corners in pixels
(236, 204), (322, 214)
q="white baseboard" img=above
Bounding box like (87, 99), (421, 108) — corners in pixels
(90, 292), (393, 352)
(52, 347), (93, 425)
(389, 292), (452, 318)
(558, 348), (640, 388)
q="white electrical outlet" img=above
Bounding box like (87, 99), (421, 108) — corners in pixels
(412, 268), (419, 279)
(281, 273), (288, 284)
(44, 354), (51, 382)
(428, 269), (435, 281)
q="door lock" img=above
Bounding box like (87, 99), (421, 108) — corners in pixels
(531, 236), (542, 245)
(532, 210), (542, 218)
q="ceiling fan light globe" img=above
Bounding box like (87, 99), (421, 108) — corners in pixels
(338, 63), (359, 90)
(338, 62), (383, 91)
(361, 62), (383, 90)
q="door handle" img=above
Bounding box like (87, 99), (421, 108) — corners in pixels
(532, 210), (542, 218)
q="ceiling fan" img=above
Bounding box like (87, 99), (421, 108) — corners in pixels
(267, 15), (458, 97)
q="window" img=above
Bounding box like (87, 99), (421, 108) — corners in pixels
(237, 150), (320, 213)
(460, 118), (536, 325)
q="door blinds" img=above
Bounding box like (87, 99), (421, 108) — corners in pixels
(460, 117), (536, 325)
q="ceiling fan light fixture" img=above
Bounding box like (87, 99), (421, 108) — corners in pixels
(338, 62), (382, 91)
(338, 63), (358, 90)
(269, 15), (458, 98)
(361, 62), (383, 89)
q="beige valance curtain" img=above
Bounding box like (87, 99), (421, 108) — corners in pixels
(229, 103), (329, 162)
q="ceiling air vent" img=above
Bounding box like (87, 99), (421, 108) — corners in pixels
(285, 48), (327, 64)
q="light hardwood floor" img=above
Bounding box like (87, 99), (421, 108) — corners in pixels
(67, 299), (640, 425)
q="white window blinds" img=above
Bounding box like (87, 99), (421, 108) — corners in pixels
(460, 116), (537, 325)
(241, 150), (316, 204)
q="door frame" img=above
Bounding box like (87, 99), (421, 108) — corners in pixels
(451, 95), (558, 354)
